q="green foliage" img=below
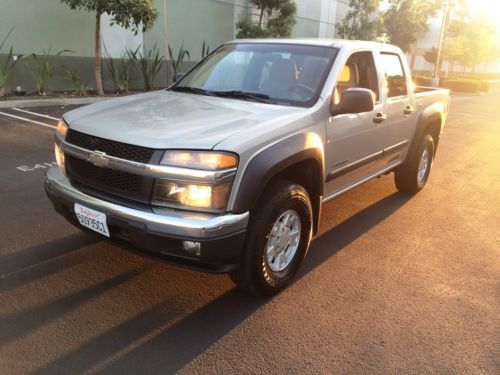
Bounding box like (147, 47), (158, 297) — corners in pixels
(29, 48), (72, 95)
(104, 46), (133, 94)
(65, 67), (88, 96)
(60, 0), (158, 95)
(424, 47), (439, 65)
(0, 27), (23, 90)
(167, 44), (190, 82)
(336, 0), (381, 41)
(441, 78), (485, 93)
(201, 41), (211, 59)
(413, 75), (434, 86)
(383, 0), (442, 53)
(128, 44), (164, 91)
(60, 0), (158, 34)
(235, 0), (297, 38)
(443, 12), (496, 73)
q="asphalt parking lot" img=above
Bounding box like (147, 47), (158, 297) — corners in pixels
(0, 88), (499, 374)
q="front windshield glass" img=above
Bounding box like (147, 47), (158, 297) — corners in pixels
(171, 43), (339, 107)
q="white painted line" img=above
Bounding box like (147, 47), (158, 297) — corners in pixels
(0, 110), (56, 129)
(12, 107), (59, 121)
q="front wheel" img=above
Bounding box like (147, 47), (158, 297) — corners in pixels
(231, 180), (313, 297)
(394, 134), (435, 194)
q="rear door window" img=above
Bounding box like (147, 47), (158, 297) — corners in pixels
(380, 53), (408, 98)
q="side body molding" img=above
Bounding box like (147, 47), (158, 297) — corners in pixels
(232, 132), (325, 229)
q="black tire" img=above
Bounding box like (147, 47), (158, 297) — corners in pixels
(395, 134), (435, 194)
(231, 180), (313, 297)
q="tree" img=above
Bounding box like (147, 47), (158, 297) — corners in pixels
(423, 47), (438, 65)
(61, 0), (158, 95)
(442, 12), (495, 73)
(236, 0), (297, 38)
(383, 0), (442, 53)
(336, 0), (381, 41)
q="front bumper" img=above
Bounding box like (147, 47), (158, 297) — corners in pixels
(44, 167), (249, 273)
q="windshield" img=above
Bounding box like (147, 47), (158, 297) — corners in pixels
(170, 43), (338, 107)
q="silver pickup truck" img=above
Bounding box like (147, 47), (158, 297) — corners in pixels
(45, 39), (449, 296)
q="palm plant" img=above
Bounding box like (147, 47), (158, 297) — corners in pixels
(201, 41), (210, 59)
(104, 46), (135, 94)
(128, 44), (164, 91)
(29, 48), (72, 95)
(66, 67), (88, 96)
(0, 27), (23, 97)
(167, 44), (190, 83)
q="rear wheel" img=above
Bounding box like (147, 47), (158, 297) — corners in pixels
(231, 180), (313, 297)
(395, 134), (435, 194)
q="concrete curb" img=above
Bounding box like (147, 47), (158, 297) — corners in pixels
(0, 96), (112, 109)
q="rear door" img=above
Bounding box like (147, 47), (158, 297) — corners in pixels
(375, 52), (415, 160)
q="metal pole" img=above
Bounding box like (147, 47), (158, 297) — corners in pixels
(434, 2), (448, 79)
(163, 0), (169, 84)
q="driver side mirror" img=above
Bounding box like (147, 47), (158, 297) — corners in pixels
(330, 88), (375, 117)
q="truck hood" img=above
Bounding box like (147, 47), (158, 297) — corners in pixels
(64, 90), (304, 150)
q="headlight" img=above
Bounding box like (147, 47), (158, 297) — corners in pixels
(161, 151), (237, 170)
(56, 119), (68, 139)
(153, 180), (231, 211)
(54, 142), (66, 176)
(153, 150), (237, 211)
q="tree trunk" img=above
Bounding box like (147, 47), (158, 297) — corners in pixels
(410, 43), (417, 72)
(95, 11), (104, 96)
(259, 7), (265, 28)
(349, 0), (361, 39)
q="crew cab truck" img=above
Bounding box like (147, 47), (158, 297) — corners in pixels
(44, 39), (449, 296)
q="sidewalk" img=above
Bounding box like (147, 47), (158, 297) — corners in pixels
(0, 96), (111, 109)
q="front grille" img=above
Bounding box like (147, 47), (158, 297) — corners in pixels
(66, 156), (143, 192)
(65, 155), (155, 204)
(66, 129), (155, 163)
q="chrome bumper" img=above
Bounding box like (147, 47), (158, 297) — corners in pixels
(44, 167), (249, 239)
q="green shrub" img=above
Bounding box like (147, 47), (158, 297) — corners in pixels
(128, 44), (164, 91)
(167, 44), (190, 83)
(105, 46), (134, 94)
(0, 27), (23, 96)
(441, 79), (480, 93)
(29, 48), (72, 95)
(65, 67), (88, 96)
(413, 75), (433, 86)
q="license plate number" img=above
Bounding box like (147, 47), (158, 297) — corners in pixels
(74, 203), (110, 237)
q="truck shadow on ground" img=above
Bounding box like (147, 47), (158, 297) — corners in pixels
(30, 191), (411, 374)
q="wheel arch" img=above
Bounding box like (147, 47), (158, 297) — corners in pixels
(405, 105), (444, 163)
(231, 132), (325, 235)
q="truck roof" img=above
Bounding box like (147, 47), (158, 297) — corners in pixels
(228, 38), (402, 53)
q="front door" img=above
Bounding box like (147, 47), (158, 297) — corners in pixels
(325, 51), (387, 198)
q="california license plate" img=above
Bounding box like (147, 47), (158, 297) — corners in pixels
(74, 203), (110, 237)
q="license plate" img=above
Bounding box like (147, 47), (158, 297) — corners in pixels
(74, 203), (110, 237)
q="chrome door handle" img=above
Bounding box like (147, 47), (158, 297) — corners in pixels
(404, 105), (414, 115)
(373, 112), (387, 124)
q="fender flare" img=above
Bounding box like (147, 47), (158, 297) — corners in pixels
(405, 104), (444, 163)
(231, 132), (325, 227)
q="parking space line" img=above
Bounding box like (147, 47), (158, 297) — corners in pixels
(0, 110), (56, 129)
(12, 107), (60, 122)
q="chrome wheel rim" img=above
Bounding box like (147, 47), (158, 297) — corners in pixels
(265, 210), (301, 272)
(418, 148), (430, 183)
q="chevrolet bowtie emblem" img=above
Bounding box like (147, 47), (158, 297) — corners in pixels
(88, 151), (109, 167)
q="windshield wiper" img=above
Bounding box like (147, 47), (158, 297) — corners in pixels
(169, 86), (216, 96)
(211, 90), (271, 103)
